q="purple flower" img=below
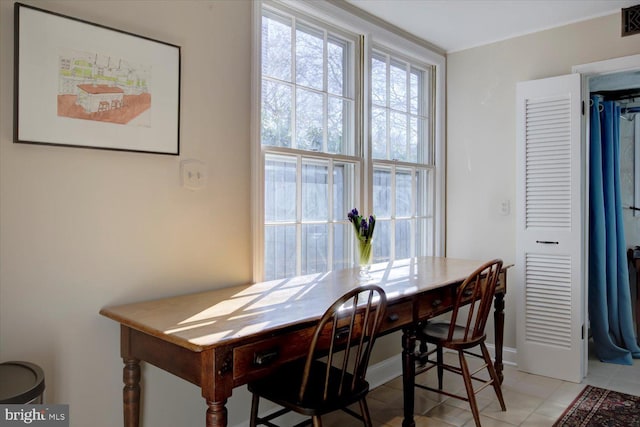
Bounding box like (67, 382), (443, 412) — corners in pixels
(347, 208), (376, 243)
(348, 208), (359, 223)
(368, 215), (376, 237)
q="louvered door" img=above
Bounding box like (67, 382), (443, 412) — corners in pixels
(515, 74), (585, 383)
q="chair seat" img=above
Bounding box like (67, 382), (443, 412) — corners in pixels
(248, 359), (370, 417)
(422, 322), (459, 341)
(421, 322), (486, 348)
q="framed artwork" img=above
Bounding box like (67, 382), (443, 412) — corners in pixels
(14, 3), (181, 155)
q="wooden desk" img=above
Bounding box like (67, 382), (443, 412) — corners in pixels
(100, 257), (508, 427)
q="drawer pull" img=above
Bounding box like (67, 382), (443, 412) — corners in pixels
(387, 313), (400, 322)
(254, 349), (279, 367)
(463, 289), (474, 298)
(335, 326), (351, 341)
(432, 299), (442, 307)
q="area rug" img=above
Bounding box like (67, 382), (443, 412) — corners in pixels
(553, 385), (640, 426)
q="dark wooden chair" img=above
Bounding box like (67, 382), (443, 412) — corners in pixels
(415, 259), (506, 427)
(248, 285), (387, 427)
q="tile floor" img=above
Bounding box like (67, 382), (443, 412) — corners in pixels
(320, 342), (640, 426)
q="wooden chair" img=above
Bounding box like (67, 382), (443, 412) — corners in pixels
(414, 259), (506, 427)
(248, 285), (387, 427)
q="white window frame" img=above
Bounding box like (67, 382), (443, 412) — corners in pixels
(251, 0), (445, 281)
(369, 46), (436, 261)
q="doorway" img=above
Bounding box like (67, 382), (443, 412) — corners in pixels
(575, 56), (640, 383)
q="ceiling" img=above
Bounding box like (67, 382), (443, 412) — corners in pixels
(344, 0), (639, 53)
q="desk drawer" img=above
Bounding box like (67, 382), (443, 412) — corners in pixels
(233, 328), (313, 384)
(233, 316), (364, 384)
(380, 300), (413, 333)
(417, 288), (452, 319)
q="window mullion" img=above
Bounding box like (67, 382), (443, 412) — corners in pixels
(323, 30), (328, 154)
(327, 159), (334, 269)
(291, 17), (297, 151)
(323, 92), (328, 154)
(405, 63), (411, 162)
(385, 54), (391, 161)
(390, 163), (396, 260)
(405, 115), (410, 163)
(296, 155), (303, 275)
(411, 167), (416, 257)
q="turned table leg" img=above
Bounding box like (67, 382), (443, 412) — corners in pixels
(123, 358), (141, 427)
(401, 326), (416, 427)
(494, 292), (505, 384)
(206, 400), (228, 427)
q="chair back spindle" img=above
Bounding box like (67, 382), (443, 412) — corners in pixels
(448, 259), (503, 344)
(298, 285), (387, 404)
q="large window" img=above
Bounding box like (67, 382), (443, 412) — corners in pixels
(258, 2), (440, 281)
(370, 50), (434, 263)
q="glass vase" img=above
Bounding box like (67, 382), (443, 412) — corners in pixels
(357, 240), (373, 283)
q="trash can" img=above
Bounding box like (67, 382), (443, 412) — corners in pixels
(0, 361), (45, 404)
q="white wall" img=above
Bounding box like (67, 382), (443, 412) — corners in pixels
(446, 13), (640, 349)
(4, 1), (640, 426)
(0, 1), (253, 426)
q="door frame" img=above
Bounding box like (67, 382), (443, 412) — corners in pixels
(572, 54), (640, 376)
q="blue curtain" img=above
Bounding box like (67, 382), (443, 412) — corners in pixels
(589, 95), (640, 365)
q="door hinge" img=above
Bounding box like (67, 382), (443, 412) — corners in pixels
(581, 323), (585, 340)
(582, 100), (585, 115)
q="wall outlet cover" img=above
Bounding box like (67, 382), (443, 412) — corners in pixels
(180, 159), (207, 190)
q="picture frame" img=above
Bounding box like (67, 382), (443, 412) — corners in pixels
(14, 3), (181, 155)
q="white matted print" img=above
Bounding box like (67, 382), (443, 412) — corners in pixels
(14, 3), (180, 155)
